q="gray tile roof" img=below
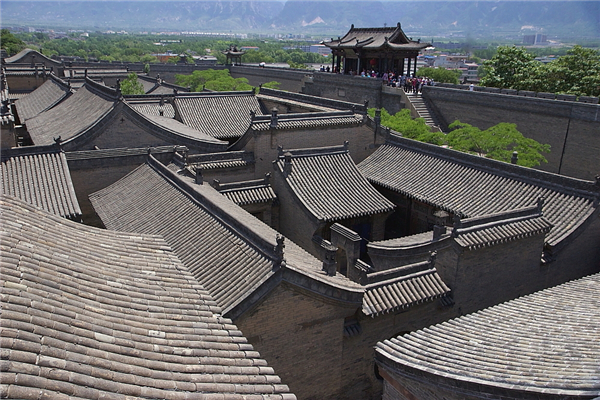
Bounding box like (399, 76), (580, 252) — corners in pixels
(1, 195), (295, 400)
(453, 205), (553, 250)
(187, 151), (255, 170)
(174, 92), (262, 140)
(129, 100), (176, 118)
(251, 111), (363, 131)
(324, 23), (430, 52)
(1, 148), (81, 220)
(275, 145), (395, 222)
(216, 177), (277, 206)
(3, 48), (62, 66)
(14, 74), (72, 122)
(363, 260), (450, 316)
(24, 79), (117, 146)
(375, 272), (600, 397)
(358, 134), (598, 248)
(137, 112), (226, 146)
(89, 156), (361, 317)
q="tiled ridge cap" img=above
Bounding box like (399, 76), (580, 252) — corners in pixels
(384, 130), (600, 199)
(147, 154), (282, 265)
(1, 143), (62, 160)
(83, 76), (120, 101)
(177, 90), (255, 98)
(216, 177), (270, 192)
(453, 203), (543, 233)
(258, 87), (367, 113)
(366, 259), (432, 287)
(187, 150), (252, 164)
(65, 145), (186, 161)
(252, 110), (355, 123)
(47, 72), (73, 91)
(276, 143), (348, 159)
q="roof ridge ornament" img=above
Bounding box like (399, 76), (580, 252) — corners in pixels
(273, 234), (286, 271)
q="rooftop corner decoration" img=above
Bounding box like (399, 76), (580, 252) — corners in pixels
(222, 44), (246, 66)
(323, 23), (431, 76)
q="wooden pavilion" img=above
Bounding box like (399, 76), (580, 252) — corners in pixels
(222, 45), (245, 66)
(323, 23), (430, 76)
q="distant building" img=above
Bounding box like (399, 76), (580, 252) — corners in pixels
(523, 33), (548, 45)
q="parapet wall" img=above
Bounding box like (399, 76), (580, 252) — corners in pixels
(303, 72), (383, 109)
(421, 85), (600, 180)
(229, 65), (312, 92)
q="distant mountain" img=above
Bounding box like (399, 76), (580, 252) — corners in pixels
(0, 1), (286, 32)
(1, 1), (598, 39)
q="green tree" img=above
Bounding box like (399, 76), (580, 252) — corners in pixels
(1, 29), (26, 55)
(120, 72), (145, 95)
(544, 46), (600, 96)
(370, 108), (550, 167)
(176, 69), (278, 92)
(416, 67), (461, 84)
(446, 121), (550, 167)
(479, 46), (540, 89)
(261, 81), (281, 89)
(368, 108), (445, 145)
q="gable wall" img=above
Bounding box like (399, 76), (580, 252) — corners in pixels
(247, 124), (380, 179)
(234, 282), (357, 400)
(341, 300), (457, 400)
(272, 169), (322, 257)
(548, 212), (600, 286)
(86, 109), (174, 150)
(438, 234), (547, 315)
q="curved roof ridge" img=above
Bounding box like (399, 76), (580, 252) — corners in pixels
(384, 132), (599, 198)
(375, 272), (600, 396)
(83, 76), (120, 101)
(4, 48), (62, 66)
(121, 100), (228, 150)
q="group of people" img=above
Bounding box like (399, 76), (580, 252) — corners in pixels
(317, 66), (436, 93)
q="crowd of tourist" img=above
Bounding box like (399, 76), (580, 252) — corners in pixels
(319, 65), (435, 93)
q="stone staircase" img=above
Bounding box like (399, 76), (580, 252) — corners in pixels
(404, 91), (445, 132)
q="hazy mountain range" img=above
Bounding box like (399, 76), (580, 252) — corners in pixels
(1, 1), (598, 39)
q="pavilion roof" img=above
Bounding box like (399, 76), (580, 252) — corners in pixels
(1, 195), (294, 399)
(324, 23), (430, 52)
(274, 144), (395, 222)
(375, 272), (600, 397)
(358, 134), (598, 249)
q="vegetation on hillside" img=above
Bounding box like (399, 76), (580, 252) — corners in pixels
(11, 32), (329, 66)
(480, 45), (600, 97)
(369, 108), (550, 167)
(175, 69), (279, 92)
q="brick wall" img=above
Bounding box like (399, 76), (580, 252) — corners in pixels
(303, 73), (383, 109)
(548, 212), (600, 287)
(230, 66), (312, 93)
(237, 124), (379, 179)
(421, 86), (600, 181)
(234, 282), (357, 400)
(438, 234), (547, 315)
(341, 301), (457, 400)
